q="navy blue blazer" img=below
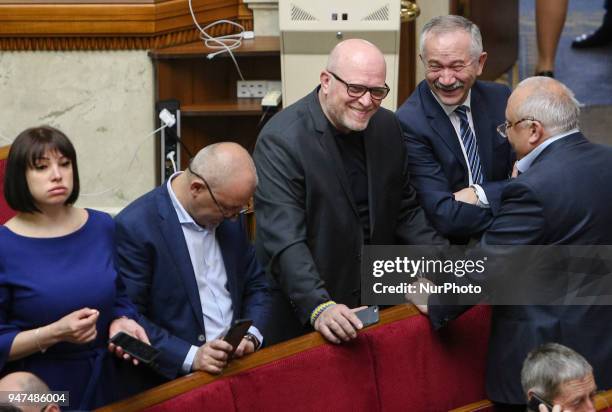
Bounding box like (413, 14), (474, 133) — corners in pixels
(114, 184), (270, 379)
(430, 133), (612, 404)
(396, 80), (514, 242)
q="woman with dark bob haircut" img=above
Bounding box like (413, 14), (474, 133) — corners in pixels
(0, 126), (150, 409)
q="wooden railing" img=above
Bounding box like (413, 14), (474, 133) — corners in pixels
(96, 304), (420, 412)
(0, 145), (9, 160)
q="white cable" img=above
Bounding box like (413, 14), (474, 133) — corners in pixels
(166, 150), (177, 174)
(187, 0), (246, 81)
(81, 124), (168, 197)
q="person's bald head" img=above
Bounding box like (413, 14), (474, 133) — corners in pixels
(0, 372), (60, 412)
(0, 372), (49, 393)
(189, 142), (257, 191)
(509, 76), (580, 135)
(326, 39), (387, 75)
(505, 77), (580, 159)
(177, 142), (257, 228)
(319, 39), (388, 134)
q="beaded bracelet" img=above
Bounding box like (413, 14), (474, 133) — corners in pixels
(310, 301), (337, 326)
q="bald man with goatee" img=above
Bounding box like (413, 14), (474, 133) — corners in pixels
(254, 39), (446, 345)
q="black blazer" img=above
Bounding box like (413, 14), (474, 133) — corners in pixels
(254, 89), (445, 342)
(396, 80), (514, 242)
(430, 133), (612, 404)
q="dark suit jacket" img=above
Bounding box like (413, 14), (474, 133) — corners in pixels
(396, 80), (513, 242)
(114, 184), (269, 379)
(253, 88), (446, 344)
(430, 132), (612, 403)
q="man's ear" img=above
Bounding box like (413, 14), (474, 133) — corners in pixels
(528, 120), (545, 145)
(190, 180), (204, 197)
(476, 52), (487, 76)
(320, 70), (331, 94)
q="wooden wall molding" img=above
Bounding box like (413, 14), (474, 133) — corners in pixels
(0, 0), (253, 50)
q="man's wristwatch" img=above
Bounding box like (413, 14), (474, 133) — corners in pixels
(243, 333), (260, 350)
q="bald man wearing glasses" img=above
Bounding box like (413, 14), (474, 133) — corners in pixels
(114, 142), (269, 387)
(253, 39), (445, 345)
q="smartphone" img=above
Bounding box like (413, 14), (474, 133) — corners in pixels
(109, 332), (160, 364)
(527, 393), (553, 412)
(223, 319), (253, 358)
(355, 305), (380, 328)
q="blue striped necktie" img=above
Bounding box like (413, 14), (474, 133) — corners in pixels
(455, 105), (484, 185)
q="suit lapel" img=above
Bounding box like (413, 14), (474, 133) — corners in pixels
(421, 84), (469, 173)
(156, 186), (205, 333)
(309, 91), (359, 218)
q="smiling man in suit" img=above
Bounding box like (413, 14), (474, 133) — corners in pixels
(396, 15), (514, 244)
(114, 143), (269, 384)
(253, 38), (446, 346)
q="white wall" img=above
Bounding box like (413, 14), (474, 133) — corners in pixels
(0, 50), (156, 214)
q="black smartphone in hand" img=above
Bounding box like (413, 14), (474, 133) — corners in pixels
(527, 393), (553, 412)
(355, 306), (380, 328)
(223, 319), (253, 358)
(109, 332), (160, 364)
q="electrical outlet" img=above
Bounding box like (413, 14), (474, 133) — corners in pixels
(237, 80), (282, 98)
(237, 81), (267, 98)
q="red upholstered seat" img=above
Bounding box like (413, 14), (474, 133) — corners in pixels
(364, 305), (491, 412)
(229, 336), (379, 412)
(0, 153), (16, 224)
(144, 379), (236, 412)
(126, 305), (492, 412)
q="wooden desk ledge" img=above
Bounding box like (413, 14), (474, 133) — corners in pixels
(96, 304), (420, 412)
(0, 145), (10, 160)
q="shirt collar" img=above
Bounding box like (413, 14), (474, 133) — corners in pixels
(166, 172), (211, 233)
(431, 88), (472, 117)
(516, 128), (580, 173)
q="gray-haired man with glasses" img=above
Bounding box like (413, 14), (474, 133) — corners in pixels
(253, 38), (446, 345)
(421, 77), (612, 408)
(114, 142), (269, 388)
(396, 15), (514, 244)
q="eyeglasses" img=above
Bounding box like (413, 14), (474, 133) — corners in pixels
(187, 162), (253, 220)
(496, 117), (539, 138)
(328, 71), (390, 100)
(423, 59), (476, 74)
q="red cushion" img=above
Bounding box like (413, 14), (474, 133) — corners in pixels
(143, 379), (236, 412)
(366, 305), (491, 412)
(230, 337), (379, 412)
(0, 159), (16, 224)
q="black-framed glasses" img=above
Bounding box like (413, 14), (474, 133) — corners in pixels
(496, 117), (539, 138)
(187, 162), (252, 220)
(328, 71), (390, 100)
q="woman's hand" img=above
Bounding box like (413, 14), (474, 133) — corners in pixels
(108, 317), (150, 365)
(51, 307), (99, 344)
